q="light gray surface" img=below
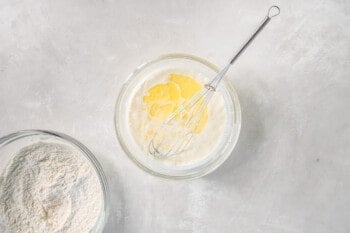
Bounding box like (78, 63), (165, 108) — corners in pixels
(0, 0), (349, 232)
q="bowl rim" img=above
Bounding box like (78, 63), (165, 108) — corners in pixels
(0, 129), (110, 232)
(114, 53), (242, 180)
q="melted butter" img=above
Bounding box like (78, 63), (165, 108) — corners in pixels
(142, 73), (208, 133)
(169, 74), (201, 99)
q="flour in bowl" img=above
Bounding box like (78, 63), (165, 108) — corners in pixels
(0, 142), (103, 233)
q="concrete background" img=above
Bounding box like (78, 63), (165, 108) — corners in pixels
(0, 0), (349, 232)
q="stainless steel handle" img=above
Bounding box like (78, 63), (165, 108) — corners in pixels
(229, 5), (280, 65)
(208, 5), (280, 90)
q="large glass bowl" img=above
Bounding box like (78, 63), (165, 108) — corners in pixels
(115, 54), (241, 179)
(0, 130), (109, 232)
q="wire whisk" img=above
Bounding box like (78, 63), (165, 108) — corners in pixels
(149, 6), (280, 158)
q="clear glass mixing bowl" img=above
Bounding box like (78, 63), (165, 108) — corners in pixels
(0, 130), (109, 232)
(115, 54), (241, 179)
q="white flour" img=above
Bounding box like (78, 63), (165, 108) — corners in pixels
(0, 142), (103, 233)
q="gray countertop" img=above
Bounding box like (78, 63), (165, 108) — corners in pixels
(0, 0), (349, 232)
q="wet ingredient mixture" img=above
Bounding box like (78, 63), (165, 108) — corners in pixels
(142, 73), (208, 133)
(129, 72), (226, 165)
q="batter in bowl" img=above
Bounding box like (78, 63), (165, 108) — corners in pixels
(115, 54), (241, 179)
(129, 71), (227, 165)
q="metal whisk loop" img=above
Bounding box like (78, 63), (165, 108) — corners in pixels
(149, 6), (280, 157)
(149, 88), (212, 157)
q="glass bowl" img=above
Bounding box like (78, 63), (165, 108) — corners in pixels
(0, 130), (109, 232)
(115, 54), (241, 179)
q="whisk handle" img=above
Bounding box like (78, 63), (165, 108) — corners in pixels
(230, 6), (280, 65)
(229, 17), (269, 64)
(207, 6), (280, 90)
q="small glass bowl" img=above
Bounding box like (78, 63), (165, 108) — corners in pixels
(0, 130), (109, 232)
(115, 54), (241, 179)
